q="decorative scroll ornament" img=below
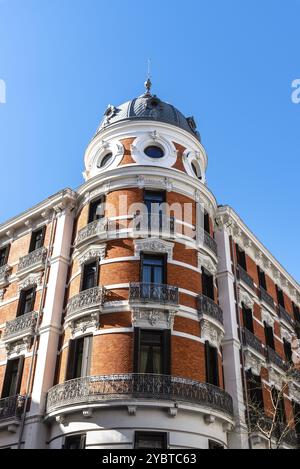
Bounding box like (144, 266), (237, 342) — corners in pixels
(244, 350), (264, 376)
(131, 307), (177, 330)
(77, 244), (106, 265)
(198, 252), (217, 275)
(134, 238), (174, 260)
(200, 318), (224, 349)
(239, 289), (255, 310)
(18, 272), (43, 291)
(262, 308), (275, 328)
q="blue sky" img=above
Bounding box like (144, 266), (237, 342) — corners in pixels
(0, 0), (299, 281)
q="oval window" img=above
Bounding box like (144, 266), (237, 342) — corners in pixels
(100, 152), (113, 168)
(144, 145), (164, 158)
(191, 161), (201, 179)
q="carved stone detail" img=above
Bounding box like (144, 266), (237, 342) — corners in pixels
(131, 307), (177, 330)
(239, 289), (255, 310)
(134, 238), (174, 260)
(77, 245), (106, 265)
(18, 272), (43, 291)
(262, 308), (274, 328)
(200, 318), (224, 348)
(244, 350), (264, 376)
(198, 252), (217, 275)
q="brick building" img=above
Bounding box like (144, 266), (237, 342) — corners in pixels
(0, 80), (299, 449)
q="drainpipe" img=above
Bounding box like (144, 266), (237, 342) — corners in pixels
(17, 210), (57, 449)
(229, 235), (252, 449)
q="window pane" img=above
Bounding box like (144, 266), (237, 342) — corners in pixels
(135, 432), (166, 449)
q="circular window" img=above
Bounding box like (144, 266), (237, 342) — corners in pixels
(144, 145), (165, 159)
(99, 152), (113, 168)
(191, 161), (202, 179)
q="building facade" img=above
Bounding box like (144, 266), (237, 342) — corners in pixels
(0, 81), (299, 449)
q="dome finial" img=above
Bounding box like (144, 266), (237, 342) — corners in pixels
(144, 58), (152, 94)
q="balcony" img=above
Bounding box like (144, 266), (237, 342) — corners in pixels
(17, 247), (47, 278)
(65, 287), (106, 325)
(242, 328), (264, 356)
(3, 311), (38, 343)
(133, 213), (175, 238)
(0, 395), (25, 429)
(260, 287), (275, 310)
(197, 229), (218, 257)
(129, 283), (179, 307)
(45, 373), (234, 419)
(266, 346), (288, 372)
(278, 305), (295, 328)
(198, 294), (223, 326)
(237, 266), (254, 291)
(76, 218), (109, 246)
(0, 264), (11, 288)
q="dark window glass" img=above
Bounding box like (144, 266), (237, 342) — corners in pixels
(134, 329), (170, 375)
(242, 305), (254, 333)
(81, 261), (98, 291)
(208, 440), (224, 449)
(17, 288), (36, 316)
(141, 254), (165, 285)
(293, 303), (300, 323)
(246, 370), (264, 412)
(202, 268), (214, 300)
(205, 341), (219, 386)
(257, 267), (267, 290)
(29, 228), (45, 253)
(0, 245), (10, 267)
(191, 162), (201, 179)
(135, 432), (167, 449)
(99, 152), (113, 168)
(293, 402), (300, 440)
(64, 434), (86, 449)
(236, 245), (247, 271)
(276, 286), (285, 308)
(283, 338), (292, 363)
(143, 191), (165, 230)
(1, 357), (24, 398)
(204, 211), (210, 234)
(88, 197), (105, 224)
(66, 336), (92, 380)
(264, 322), (275, 350)
(144, 146), (164, 159)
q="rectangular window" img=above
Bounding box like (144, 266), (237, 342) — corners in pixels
(63, 434), (86, 449)
(29, 227), (45, 253)
(88, 197), (105, 224)
(236, 245), (247, 271)
(134, 432), (167, 449)
(283, 338), (292, 363)
(276, 285), (285, 308)
(204, 211), (210, 234)
(242, 304), (254, 333)
(246, 369), (264, 412)
(141, 254), (166, 285)
(81, 261), (98, 291)
(134, 329), (170, 375)
(0, 245), (10, 267)
(293, 402), (300, 441)
(66, 336), (93, 380)
(264, 322), (275, 350)
(257, 266), (267, 290)
(1, 356), (24, 398)
(205, 341), (219, 386)
(202, 268), (214, 300)
(293, 303), (300, 323)
(208, 440), (224, 449)
(144, 190), (166, 231)
(17, 288), (36, 317)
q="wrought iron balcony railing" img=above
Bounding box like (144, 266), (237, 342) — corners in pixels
(0, 395), (25, 422)
(0, 264), (11, 287)
(197, 229), (218, 256)
(66, 287), (106, 321)
(266, 346), (288, 372)
(242, 327), (264, 356)
(237, 266), (255, 291)
(260, 287), (275, 309)
(76, 218), (109, 245)
(46, 373), (234, 418)
(134, 213), (175, 236)
(198, 294), (223, 326)
(17, 247), (47, 273)
(129, 282), (179, 306)
(3, 311), (38, 341)
(278, 305), (295, 327)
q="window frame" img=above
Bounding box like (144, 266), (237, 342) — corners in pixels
(17, 287), (36, 317)
(134, 328), (170, 375)
(1, 356), (24, 398)
(205, 341), (219, 387)
(80, 260), (99, 292)
(134, 431), (168, 449)
(29, 227), (46, 253)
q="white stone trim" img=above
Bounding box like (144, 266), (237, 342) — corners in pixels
(131, 132), (177, 168)
(84, 139), (124, 181)
(134, 238), (174, 260)
(198, 252), (217, 275)
(238, 289), (255, 310)
(76, 244), (107, 265)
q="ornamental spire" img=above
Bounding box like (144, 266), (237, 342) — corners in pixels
(144, 58), (152, 94)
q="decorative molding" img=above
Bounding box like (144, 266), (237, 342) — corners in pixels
(130, 133), (177, 169)
(261, 308), (275, 328)
(268, 368), (285, 389)
(131, 307), (177, 330)
(134, 238), (174, 260)
(5, 337), (32, 357)
(244, 350), (264, 376)
(136, 175), (174, 192)
(69, 312), (100, 337)
(198, 252), (217, 276)
(77, 244), (107, 265)
(18, 272), (43, 291)
(239, 289), (255, 310)
(200, 318), (224, 348)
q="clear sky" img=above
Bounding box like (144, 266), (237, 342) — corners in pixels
(0, 0), (299, 282)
